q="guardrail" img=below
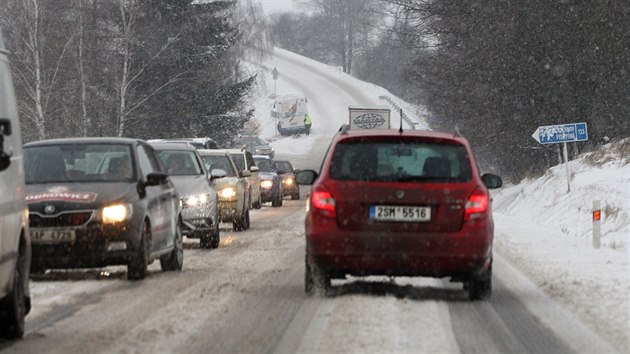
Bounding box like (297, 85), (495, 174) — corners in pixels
(378, 95), (415, 130)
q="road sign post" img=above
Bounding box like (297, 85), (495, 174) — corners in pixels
(271, 67), (279, 99)
(532, 122), (588, 193)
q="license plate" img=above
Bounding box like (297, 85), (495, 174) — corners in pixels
(31, 229), (76, 243)
(370, 205), (431, 222)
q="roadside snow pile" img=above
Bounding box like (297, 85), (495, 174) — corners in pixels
(492, 139), (629, 352)
(494, 139), (629, 250)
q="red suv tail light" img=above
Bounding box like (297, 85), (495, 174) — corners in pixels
(311, 187), (336, 218)
(465, 188), (489, 220)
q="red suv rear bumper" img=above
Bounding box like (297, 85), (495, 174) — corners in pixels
(306, 216), (492, 278)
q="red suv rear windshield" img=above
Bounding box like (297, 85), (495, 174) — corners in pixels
(329, 139), (472, 182)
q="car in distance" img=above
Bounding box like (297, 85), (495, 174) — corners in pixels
(232, 135), (275, 159)
(253, 155), (283, 207)
(23, 138), (183, 280)
(151, 143), (222, 248)
(197, 150), (251, 231)
(296, 126), (502, 300)
(274, 160), (300, 200)
(227, 148), (261, 209)
(0, 28), (31, 339)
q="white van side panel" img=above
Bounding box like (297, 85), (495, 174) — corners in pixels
(0, 51), (27, 296)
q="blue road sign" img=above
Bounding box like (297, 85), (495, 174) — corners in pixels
(532, 122), (588, 144)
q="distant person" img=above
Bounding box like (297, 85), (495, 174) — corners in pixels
(304, 113), (312, 136)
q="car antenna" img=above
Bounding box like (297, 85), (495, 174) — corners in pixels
(399, 108), (404, 134)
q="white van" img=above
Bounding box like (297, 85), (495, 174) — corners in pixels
(0, 28), (31, 339)
(272, 94), (308, 135)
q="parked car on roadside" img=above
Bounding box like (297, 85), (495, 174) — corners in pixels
(226, 148), (261, 209)
(0, 29), (31, 339)
(274, 160), (300, 200)
(197, 149), (251, 231)
(23, 138), (183, 280)
(296, 125), (503, 300)
(253, 155), (283, 207)
(151, 143), (222, 249)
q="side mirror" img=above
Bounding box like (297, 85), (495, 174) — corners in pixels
(481, 173), (503, 189)
(241, 170), (251, 178)
(210, 168), (227, 181)
(293, 169), (301, 174)
(0, 153), (10, 171)
(0, 119), (12, 136)
(250, 166), (259, 173)
(146, 172), (169, 186)
(295, 170), (318, 185)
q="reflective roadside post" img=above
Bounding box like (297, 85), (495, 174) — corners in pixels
(592, 200), (601, 249)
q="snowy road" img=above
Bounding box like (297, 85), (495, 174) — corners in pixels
(0, 199), (611, 353)
(0, 48), (622, 353)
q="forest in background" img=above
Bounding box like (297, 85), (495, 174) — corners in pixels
(270, 0), (630, 180)
(0, 0), (270, 146)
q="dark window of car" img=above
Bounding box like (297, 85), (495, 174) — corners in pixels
(24, 144), (135, 183)
(201, 155), (236, 177)
(275, 161), (293, 173)
(329, 140), (472, 182)
(254, 158), (275, 173)
(137, 144), (162, 177)
(230, 153), (245, 171)
(156, 150), (204, 176)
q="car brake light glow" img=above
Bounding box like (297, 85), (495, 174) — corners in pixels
(465, 189), (489, 220)
(311, 190), (336, 218)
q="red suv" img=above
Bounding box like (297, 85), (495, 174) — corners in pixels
(296, 126), (502, 300)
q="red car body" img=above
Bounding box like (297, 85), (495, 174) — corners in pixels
(300, 128), (502, 299)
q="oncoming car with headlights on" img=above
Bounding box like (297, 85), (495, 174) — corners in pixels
(253, 155), (283, 207)
(23, 138), (183, 280)
(274, 159), (300, 200)
(197, 150), (250, 231)
(151, 143), (222, 249)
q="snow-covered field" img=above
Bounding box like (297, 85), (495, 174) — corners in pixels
(248, 48), (629, 352)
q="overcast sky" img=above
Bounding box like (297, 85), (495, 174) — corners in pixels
(256, 0), (300, 14)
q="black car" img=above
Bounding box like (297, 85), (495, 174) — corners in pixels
(274, 160), (300, 200)
(23, 138), (183, 280)
(253, 155), (283, 207)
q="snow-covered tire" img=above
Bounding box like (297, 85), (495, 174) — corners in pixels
(128, 221), (150, 280)
(305, 259), (330, 297)
(0, 252), (27, 339)
(253, 194), (262, 209)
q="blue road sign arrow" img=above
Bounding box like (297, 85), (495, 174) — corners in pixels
(532, 122), (588, 144)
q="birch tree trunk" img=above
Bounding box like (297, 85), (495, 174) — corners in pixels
(77, 0), (89, 136)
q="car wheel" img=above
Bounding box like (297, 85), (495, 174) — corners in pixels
(128, 221), (150, 280)
(160, 219), (184, 271)
(242, 209), (250, 230)
(468, 265), (492, 300)
(272, 190), (283, 207)
(210, 215), (220, 249)
(305, 258), (330, 297)
(292, 191), (300, 200)
(253, 194), (262, 209)
(200, 232), (212, 249)
(0, 251), (27, 339)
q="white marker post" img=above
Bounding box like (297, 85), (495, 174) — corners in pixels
(592, 200), (601, 249)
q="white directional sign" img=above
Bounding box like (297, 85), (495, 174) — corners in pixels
(532, 122), (588, 144)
